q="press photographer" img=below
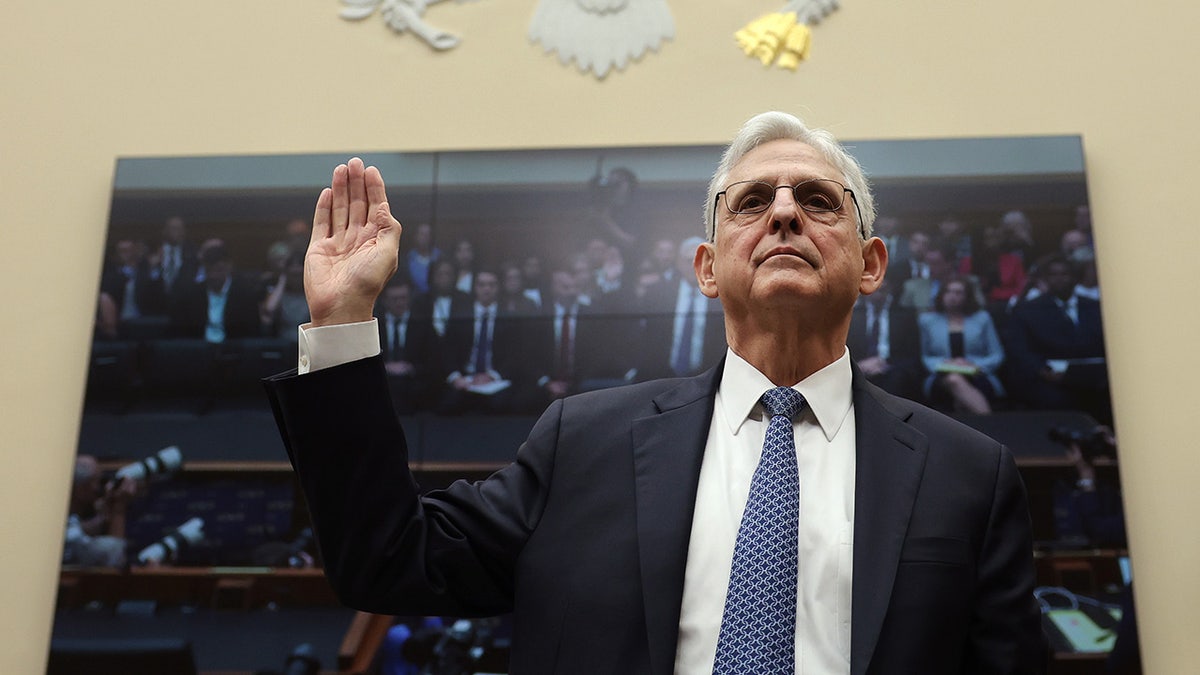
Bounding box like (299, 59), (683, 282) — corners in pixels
(63, 454), (140, 567)
(1049, 424), (1126, 548)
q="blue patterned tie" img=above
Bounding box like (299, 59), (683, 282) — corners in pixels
(713, 386), (805, 674)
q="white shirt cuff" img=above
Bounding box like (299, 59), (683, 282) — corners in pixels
(297, 319), (380, 374)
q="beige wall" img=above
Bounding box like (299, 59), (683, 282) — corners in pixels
(4, 0), (1197, 670)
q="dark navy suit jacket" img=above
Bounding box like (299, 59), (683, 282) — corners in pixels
(265, 355), (1045, 674)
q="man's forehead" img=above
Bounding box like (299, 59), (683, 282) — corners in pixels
(727, 139), (840, 182)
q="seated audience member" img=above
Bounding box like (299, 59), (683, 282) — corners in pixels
(261, 240), (292, 288)
(412, 258), (468, 342)
(520, 254), (548, 308)
(640, 237), (680, 286)
(569, 254), (599, 307)
(63, 455), (139, 568)
(636, 236), (726, 380)
(1073, 254), (1101, 301)
(377, 280), (432, 414)
(404, 222), (441, 294)
(897, 228), (931, 282)
(1062, 230), (1101, 301)
(452, 238), (477, 294)
(170, 242), (265, 342)
(919, 277), (1006, 414)
(594, 243), (627, 296)
(969, 220), (1028, 309)
(531, 266), (628, 402)
(1072, 204), (1094, 247)
(1007, 253), (1054, 309)
(899, 244), (983, 312)
(574, 237), (629, 302)
(1000, 210), (1036, 263)
(934, 214), (973, 272)
(142, 215), (197, 315)
(260, 253), (310, 340)
(1004, 256), (1110, 421)
(871, 215), (907, 280)
(847, 278), (922, 400)
(498, 262), (539, 316)
(630, 237), (679, 304)
(99, 239), (154, 325)
(1060, 229), (1093, 263)
(438, 270), (529, 414)
(282, 217), (312, 256)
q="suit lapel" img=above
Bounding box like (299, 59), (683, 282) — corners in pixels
(849, 371), (928, 675)
(632, 365), (721, 675)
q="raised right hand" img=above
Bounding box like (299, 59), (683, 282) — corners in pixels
(305, 158), (402, 326)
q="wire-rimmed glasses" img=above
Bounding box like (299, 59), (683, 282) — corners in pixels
(712, 178), (864, 239)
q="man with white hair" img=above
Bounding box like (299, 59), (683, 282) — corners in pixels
(266, 111), (1045, 674)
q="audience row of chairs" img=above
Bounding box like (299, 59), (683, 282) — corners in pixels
(87, 338), (296, 413)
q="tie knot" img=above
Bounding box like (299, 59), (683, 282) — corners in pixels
(760, 386), (805, 420)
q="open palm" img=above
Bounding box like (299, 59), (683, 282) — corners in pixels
(305, 158), (402, 326)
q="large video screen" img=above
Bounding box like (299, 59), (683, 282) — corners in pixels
(56, 137), (1133, 672)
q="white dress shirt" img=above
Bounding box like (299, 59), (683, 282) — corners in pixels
(675, 348), (856, 675)
(205, 276), (233, 344)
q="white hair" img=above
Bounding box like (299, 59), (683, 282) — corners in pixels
(703, 111), (876, 242)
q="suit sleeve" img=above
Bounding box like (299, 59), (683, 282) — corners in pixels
(264, 354), (556, 616)
(965, 445), (1048, 674)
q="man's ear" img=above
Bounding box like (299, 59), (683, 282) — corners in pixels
(859, 236), (888, 295)
(695, 242), (719, 299)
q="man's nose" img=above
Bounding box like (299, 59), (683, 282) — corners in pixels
(768, 186), (802, 235)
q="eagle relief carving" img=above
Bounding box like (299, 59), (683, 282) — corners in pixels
(339, 0), (479, 51)
(527, 0), (675, 79)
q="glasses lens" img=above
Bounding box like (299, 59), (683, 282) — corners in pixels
(724, 181), (776, 214)
(723, 179), (847, 215)
(793, 180), (845, 212)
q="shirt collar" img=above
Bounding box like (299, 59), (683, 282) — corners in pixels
(718, 346), (853, 442)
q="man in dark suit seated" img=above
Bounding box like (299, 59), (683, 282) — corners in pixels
(265, 112), (1045, 674)
(169, 242), (264, 343)
(846, 277), (922, 400)
(636, 236), (727, 380)
(529, 266), (629, 402)
(375, 279), (433, 413)
(1004, 256), (1110, 423)
(435, 270), (529, 414)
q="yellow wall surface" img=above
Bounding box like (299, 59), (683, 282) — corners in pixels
(4, 0), (1197, 671)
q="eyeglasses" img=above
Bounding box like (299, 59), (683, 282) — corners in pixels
(712, 178), (864, 239)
